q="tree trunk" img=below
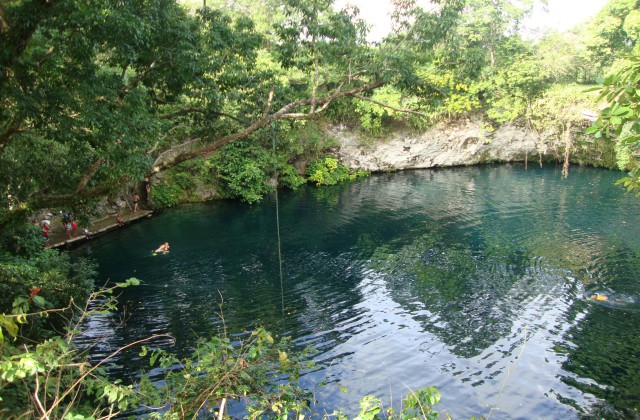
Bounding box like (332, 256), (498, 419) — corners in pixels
(151, 80), (384, 173)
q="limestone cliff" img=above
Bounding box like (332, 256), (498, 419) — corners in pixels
(330, 118), (556, 171)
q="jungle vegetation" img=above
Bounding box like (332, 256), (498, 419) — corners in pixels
(0, 0), (639, 418)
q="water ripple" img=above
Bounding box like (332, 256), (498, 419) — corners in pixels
(74, 166), (640, 419)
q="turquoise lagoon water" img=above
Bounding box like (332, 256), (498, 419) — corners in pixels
(74, 164), (640, 419)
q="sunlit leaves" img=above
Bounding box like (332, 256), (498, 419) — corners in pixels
(584, 0), (640, 68)
(589, 53), (640, 193)
(306, 156), (367, 186)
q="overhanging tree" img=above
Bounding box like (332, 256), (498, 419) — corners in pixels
(0, 0), (203, 207)
(0, 0), (463, 212)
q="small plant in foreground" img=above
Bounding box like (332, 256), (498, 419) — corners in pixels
(0, 278), (144, 419)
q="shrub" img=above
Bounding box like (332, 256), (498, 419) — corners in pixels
(279, 164), (307, 190)
(0, 279), (141, 419)
(306, 157), (368, 186)
(0, 249), (96, 337)
(208, 142), (273, 203)
(149, 181), (185, 209)
(1, 277), (452, 420)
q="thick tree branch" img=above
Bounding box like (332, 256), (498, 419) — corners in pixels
(75, 157), (104, 193)
(349, 94), (427, 117)
(0, 113), (22, 155)
(38, 176), (129, 208)
(152, 80), (384, 173)
(263, 87), (275, 118)
(281, 98), (333, 119)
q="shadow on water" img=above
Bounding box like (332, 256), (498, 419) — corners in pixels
(74, 165), (640, 419)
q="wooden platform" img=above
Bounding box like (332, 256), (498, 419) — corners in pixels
(49, 210), (153, 248)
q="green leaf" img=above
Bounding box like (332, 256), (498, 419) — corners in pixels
(116, 277), (141, 288)
(32, 295), (46, 308)
(585, 125), (599, 135)
(612, 106), (632, 116)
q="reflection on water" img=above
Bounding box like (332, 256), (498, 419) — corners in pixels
(74, 164), (640, 419)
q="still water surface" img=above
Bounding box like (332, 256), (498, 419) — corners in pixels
(75, 165), (640, 419)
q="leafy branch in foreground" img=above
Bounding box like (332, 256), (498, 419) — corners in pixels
(137, 328), (315, 419)
(328, 386), (452, 420)
(587, 52), (640, 194)
(0, 278), (151, 419)
(1, 273), (455, 419)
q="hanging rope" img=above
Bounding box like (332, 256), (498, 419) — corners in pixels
(486, 329), (529, 419)
(270, 118), (285, 318)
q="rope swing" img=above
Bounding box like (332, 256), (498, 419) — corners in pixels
(270, 119), (285, 319)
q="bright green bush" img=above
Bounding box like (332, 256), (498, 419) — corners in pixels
(279, 164), (307, 190)
(138, 328), (315, 419)
(306, 157), (369, 186)
(353, 86), (405, 135)
(149, 181), (185, 209)
(208, 141), (274, 203)
(0, 249), (96, 338)
(2, 300), (451, 419)
(587, 53), (640, 194)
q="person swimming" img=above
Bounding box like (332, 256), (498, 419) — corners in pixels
(590, 293), (608, 301)
(154, 242), (169, 253)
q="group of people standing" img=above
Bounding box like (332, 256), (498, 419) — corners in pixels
(62, 212), (78, 239)
(36, 177), (152, 248)
(35, 211), (88, 248)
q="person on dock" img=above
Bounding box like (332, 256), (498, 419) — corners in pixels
(133, 192), (140, 212)
(40, 220), (50, 247)
(116, 213), (125, 226)
(64, 221), (72, 239)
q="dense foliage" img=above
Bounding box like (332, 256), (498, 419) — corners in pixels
(1, 0), (637, 213)
(588, 52), (640, 193)
(0, 212), (96, 337)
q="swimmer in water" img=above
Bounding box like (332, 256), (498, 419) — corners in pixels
(154, 242), (169, 253)
(589, 293), (608, 301)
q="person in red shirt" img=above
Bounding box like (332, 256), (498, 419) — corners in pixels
(41, 222), (50, 247)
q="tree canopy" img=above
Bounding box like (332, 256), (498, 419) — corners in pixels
(0, 0), (465, 210)
(0, 0), (638, 214)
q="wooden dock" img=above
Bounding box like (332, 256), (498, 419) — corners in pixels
(49, 210), (153, 248)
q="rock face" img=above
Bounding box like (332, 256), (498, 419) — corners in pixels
(331, 118), (554, 171)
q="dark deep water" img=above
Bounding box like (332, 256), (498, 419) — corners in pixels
(74, 164), (640, 419)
